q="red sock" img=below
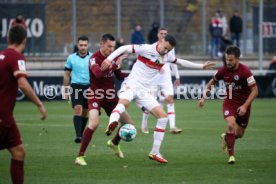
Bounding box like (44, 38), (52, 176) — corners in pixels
(112, 128), (122, 145)
(79, 128), (94, 156)
(225, 133), (235, 156)
(10, 159), (24, 184)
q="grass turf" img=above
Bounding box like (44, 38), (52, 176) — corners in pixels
(0, 99), (276, 184)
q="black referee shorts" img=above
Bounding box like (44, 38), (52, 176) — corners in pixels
(70, 84), (89, 109)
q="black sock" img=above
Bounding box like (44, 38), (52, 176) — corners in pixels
(73, 116), (82, 138)
(81, 117), (88, 135)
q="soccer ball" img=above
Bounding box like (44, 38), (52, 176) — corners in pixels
(119, 124), (137, 142)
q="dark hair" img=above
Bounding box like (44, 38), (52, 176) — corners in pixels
(8, 25), (27, 45)
(164, 34), (176, 47)
(226, 45), (240, 58)
(78, 36), (89, 42)
(101, 33), (115, 42)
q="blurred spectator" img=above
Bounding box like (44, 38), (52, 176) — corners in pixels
(115, 37), (125, 49)
(209, 15), (223, 58)
(130, 24), (144, 44)
(269, 56), (276, 70)
(230, 10), (243, 47)
(217, 9), (228, 37)
(147, 22), (159, 44)
(11, 14), (27, 29)
(73, 44), (78, 53)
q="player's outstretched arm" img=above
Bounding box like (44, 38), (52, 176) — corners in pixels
(175, 59), (216, 69)
(101, 45), (134, 70)
(171, 64), (180, 86)
(203, 61), (216, 69)
(198, 78), (216, 108)
(18, 77), (47, 120)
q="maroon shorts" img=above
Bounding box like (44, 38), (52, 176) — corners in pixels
(223, 102), (251, 128)
(88, 97), (119, 116)
(0, 121), (22, 150)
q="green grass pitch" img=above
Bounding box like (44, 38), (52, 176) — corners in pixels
(1, 99), (276, 184)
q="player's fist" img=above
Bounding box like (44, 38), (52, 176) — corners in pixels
(116, 54), (128, 67)
(38, 104), (47, 120)
(198, 98), (205, 107)
(101, 59), (112, 70)
(237, 105), (247, 116)
(174, 79), (180, 86)
(203, 61), (216, 69)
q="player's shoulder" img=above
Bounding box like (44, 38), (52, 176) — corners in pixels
(90, 50), (104, 63)
(238, 63), (253, 76)
(135, 43), (153, 49)
(91, 50), (101, 58)
(239, 63), (251, 71)
(1, 48), (25, 63)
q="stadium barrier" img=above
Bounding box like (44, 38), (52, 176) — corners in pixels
(16, 70), (276, 101)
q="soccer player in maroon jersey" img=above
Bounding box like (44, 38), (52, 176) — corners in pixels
(0, 25), (47, 184)
(75, 34), (133, 166)
(198, 45), (258, 164)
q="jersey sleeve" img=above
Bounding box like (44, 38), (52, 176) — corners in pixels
(170, 63), (180, 79)
(213, 68), (224, 82)
(90, 56), (117, 78)
(132, 44), (150, 54)
(64, 55), (72, 71)
(243, 67), (256, 86)
(11, 54), (28, 79)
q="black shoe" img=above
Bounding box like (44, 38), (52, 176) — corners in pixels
(74, 137), (82, 143)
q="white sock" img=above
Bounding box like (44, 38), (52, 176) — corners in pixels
(167, 103), (175, 129)
(109, 104), (125, 124)
(141, 111), (149, 129)
(150, 117), (168, 154)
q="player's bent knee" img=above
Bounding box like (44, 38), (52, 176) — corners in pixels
(10, 145), (25, 160)
(165, 96), (174, 104)
(74, 106), (83, 115)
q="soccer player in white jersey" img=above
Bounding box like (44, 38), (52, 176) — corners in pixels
(101, 35), (215, 163)
(141, 28), (182, 134)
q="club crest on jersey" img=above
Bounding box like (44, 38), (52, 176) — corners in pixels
(234, 75), (240, 81)
(224, 110), (230, 116)
(92, 102), (98, 108)
(155, 59), (160, 65)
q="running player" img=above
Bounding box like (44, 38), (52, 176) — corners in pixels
(198, 45), (258, 164)
(75, 34), (133, 166)
(141, 28), (182, 134)
(102, 35), (215, 163)
(0, 25), (47, 184)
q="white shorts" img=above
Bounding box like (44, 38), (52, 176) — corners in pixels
(151, 70), (174, 97)
(118, 82), (160, 111)
(156, 82), (174, 97)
